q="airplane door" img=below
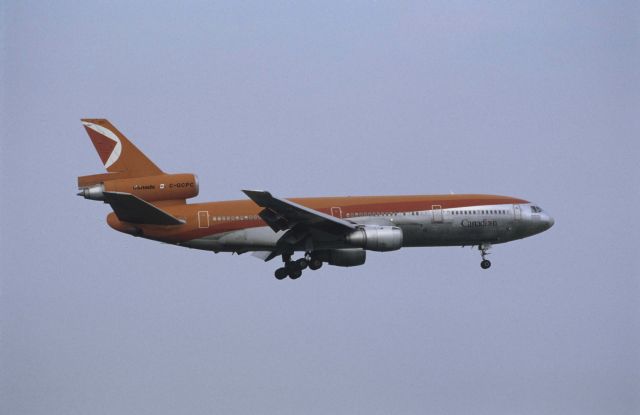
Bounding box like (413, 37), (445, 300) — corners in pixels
(198, 211), (210, 228)
(431, 205), (443, 223)
(514, 205), (522, 221)
(330, 207), (342, 218)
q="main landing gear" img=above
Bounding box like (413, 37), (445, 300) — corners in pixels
(479, 243), (492, 269)
(274, 253), (323, 280)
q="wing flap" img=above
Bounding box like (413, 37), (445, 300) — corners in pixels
(258, 207), (290, 232)
(103, 191), (184, 225)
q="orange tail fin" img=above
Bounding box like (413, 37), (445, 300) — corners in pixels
(81, 119), (163, 177)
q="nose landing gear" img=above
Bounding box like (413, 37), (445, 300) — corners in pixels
(479, 243), (492, 269)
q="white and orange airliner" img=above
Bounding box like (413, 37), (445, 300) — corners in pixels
(78, 119), (554, 279)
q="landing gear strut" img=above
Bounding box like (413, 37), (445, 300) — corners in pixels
(274, 252), (322, 279)
(479, 243), (492, 269)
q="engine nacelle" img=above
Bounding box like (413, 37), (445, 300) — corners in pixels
(346, 226), (403, 252)
(78, 173), (199, 202)
(314, 249), (366, 267)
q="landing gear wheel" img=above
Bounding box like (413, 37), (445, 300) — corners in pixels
(285, 260), (303, 279)
(296, 258), (308, 270)
(274, 267), (288, 280)
(478, 243), (492, 270)
(289, 268), (302, 279)
(308, 258), (323, 271)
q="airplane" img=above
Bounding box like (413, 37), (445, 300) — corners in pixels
(77, 119), (554, 280)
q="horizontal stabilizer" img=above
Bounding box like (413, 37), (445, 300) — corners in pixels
(103, 191), (184, 225)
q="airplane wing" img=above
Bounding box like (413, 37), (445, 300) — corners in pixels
(242, 190), (356, 234)
(103, 191), (185, 225)
(243, 190), (356, 260)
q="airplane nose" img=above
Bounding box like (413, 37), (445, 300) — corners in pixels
(544, 214), (554, 230)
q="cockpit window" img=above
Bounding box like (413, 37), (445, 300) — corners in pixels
(531, 206), (542, 213)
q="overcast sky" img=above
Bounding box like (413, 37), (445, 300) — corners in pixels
(1, 1), (639, 414)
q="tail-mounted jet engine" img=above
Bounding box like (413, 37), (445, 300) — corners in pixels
(346, 226), (403, 252)
(78, 173), (199, 202)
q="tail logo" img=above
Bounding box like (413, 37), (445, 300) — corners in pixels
(82, 121), (122, 168)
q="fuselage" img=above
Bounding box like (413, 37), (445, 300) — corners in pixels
(107, 194), (554, 253)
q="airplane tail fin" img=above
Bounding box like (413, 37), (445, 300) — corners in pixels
(81, 119), (163, 178)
